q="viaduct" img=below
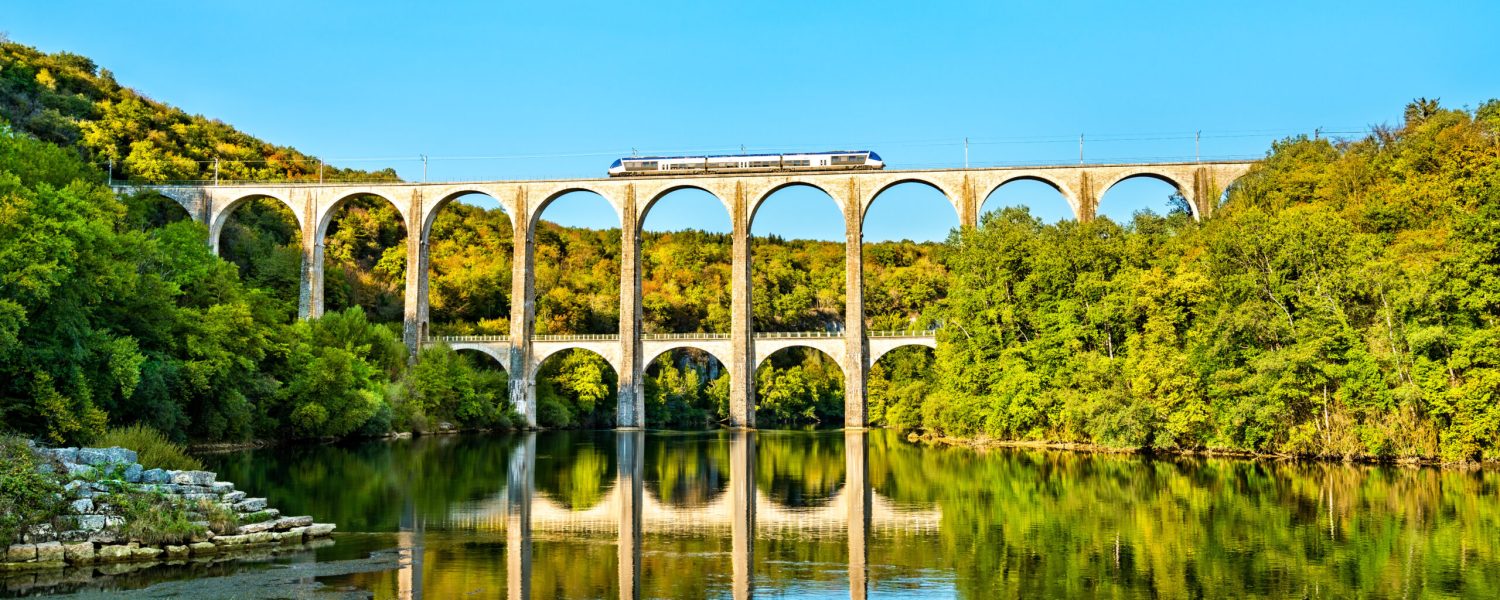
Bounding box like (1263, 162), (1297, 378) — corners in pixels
(127, 160), (1252, 429)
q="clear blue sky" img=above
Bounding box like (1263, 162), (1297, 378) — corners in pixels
(6, 1), (1497, 241)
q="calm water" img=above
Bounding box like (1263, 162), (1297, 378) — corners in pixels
(27, 430), (1500, 598)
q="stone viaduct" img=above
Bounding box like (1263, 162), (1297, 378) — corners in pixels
(126, 160), (1252, 429)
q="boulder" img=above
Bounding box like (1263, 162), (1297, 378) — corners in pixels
(237, 521), (276, 535)
(171, 471), (216, 486)
(242, 532), (275, 545)
(234, 498), (268, 512)
(33, 542), (64, 564)
(50, 448), (78, 464)
(5, 544), (36, 563)
(222, 491), (247, 503)
(62, 542), (93, 564)
(213, 535), (247, 546)
(130, 546), (162, 560)
(164, 545), (189, 559)
(64, 463), (92, 478)
(70, 499), (94, 514)
(275, 516), (314, 530)
(140, 468), (172, 484)
(123, 463), (144, 483)
(181, 493), (220, 502)
(73, 515), (106, 532)
(188, 541), (216, 556)
(210, 481), (235, 493)
(305, 523), (336, 537)
(96, 545), (132, 562)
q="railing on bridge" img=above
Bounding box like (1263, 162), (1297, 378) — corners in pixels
(431, 330), (936, 345)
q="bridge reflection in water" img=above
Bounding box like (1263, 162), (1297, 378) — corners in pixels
(392, 431), (940, 599)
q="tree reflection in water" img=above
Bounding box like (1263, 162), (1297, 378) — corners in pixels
(197, 430), (1500, 599)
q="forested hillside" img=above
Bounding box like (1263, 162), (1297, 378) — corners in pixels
(0, 39), (394, 183)
(925, 99), (1500, 462)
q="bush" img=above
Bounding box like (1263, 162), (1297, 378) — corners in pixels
(96, 424), (205, 471)
(0, 435), (67, 546)
(111, 489), (206, 545)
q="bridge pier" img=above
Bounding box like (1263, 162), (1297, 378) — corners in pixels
(842, 182), (869, 428)
(618, 185), (645, 428)
(509, 191), (538, 427)
(729, 183), (756, 428)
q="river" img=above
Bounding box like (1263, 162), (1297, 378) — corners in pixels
(18, 429), (1500, 598)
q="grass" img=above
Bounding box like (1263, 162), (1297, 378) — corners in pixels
(196, 499), (241, 535)
(0, 434), (67, 546)
(96, 425), (205, 471)
(113, 490), (207, 545)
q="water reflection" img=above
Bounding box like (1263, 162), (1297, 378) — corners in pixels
(178, 431), (1500, 599)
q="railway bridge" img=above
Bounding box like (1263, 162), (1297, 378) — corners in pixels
(124, 160), (1252, 428)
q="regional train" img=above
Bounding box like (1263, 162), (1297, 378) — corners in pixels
(607, 150), (884, 177)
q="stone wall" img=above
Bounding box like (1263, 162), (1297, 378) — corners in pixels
(1, 446), (336, 576)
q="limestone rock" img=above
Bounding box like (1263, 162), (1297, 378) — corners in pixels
(33, 542), (64, 563)
(222, 491), (247, 503)
(237, 521), (276, 535)
(123, 463), (144, 483)
(306, 523), (336, 537)
(188, 541), (216, 556)
(234, 498), (268, 512)
(210, 481), (234, 493)
(164, 545), (189, 559)
(96, 545), (132, 562)
(242, 532), (275, 545)
(275, 516), (313, 530)
(5, 544), (36, 563)
(171, 471), (216, 486)
(213, 535), (246, 546)
(130, 546), (162, 560)
(50, 448), (78, 464)
(64, 463), (92, 478)
(70, 499), (94, 514)
(140, 468), (172, 484)
(62, 542), (93, 564)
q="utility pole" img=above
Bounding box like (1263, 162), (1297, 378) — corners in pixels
(318, 161), (324, 184)
(107, 159), (112, 186)
(1195, 130), (1201, 163)
(1078, 134), (1084, 164)
(421, 154), (428, 182)
(213, 157), (220, 185)
(964, 137), (969, 169)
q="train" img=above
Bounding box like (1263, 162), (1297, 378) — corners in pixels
(607, 150), (884, 177)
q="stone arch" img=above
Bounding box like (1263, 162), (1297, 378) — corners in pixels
(747, 180), (845, 229)
(1096, 171), (1196, 220)
(752, 341), (847, 377)
(643, 344), (731, 377)
(981, 174), (1080, 221)
(859, 177), (962, 225)
(528, 186), (623, 232)
(635, 184), (732, 234)
(869, 340), (937, 366)
(207, 192), (302, 253)
(421, 187), (513, 241)
(315, 190), (409, 242)
(450, 344), (511, 373)
(529, 344), (623, 382)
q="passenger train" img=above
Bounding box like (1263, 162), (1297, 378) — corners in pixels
(607, 150), (884, 177)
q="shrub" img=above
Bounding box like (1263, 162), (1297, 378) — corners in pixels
(112, 489), (206, 545)
(195, 499), (240, 535)
(0, 435), (67, 546)
(96, 424), (205, 471)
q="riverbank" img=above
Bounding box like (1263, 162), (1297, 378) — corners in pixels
(0, 441), (337, 583)
(910, 432), (1492, 468)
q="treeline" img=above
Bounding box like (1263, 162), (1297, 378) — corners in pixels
(922, 99), (1500, 462)
(0, 40), (394, 183)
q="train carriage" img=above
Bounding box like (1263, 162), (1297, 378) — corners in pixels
(608, 151), (883, 176)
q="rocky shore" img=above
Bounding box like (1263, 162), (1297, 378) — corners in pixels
(1, 445), (336, 578)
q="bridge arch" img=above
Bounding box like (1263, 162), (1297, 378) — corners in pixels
(208, 192), (302, 253)
(860, 177), (962, 226)
(530, 344), (623, 382)
(315, 190), (409, 243)
(421, 186), (513, 241)
(635, 184), (732, 234)
(981, 174), (1080, 222)
(528, 186), (623, 232)
(869, 339), (938, 365)
(1096, 171), (1195, 220)
(644, 344), (731, 374)
(748, 180), (844, 227)
(449, 344), (511, 373)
